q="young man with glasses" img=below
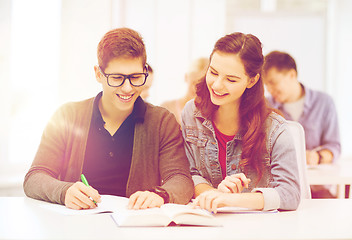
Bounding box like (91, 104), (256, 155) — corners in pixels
(23, 28), (194, 209)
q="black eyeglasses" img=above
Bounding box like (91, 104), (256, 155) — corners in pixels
(99, 66), (149, 87)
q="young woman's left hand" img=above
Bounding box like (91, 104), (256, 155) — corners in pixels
(192, 189), (236, 213)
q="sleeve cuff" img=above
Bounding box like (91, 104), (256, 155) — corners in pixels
(192, 175), (212, 187)
(252, 188), (280, 211)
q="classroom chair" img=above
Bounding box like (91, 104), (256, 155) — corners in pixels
(286, 120), (312, 199)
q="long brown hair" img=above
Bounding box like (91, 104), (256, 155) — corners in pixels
(195, 32), (271, 182)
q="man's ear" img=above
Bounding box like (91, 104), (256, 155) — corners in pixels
(94, 65), (103, 83)
(287, 69), (297, 81)
(247, 73), (260, 89)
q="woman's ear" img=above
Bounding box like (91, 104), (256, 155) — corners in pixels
(247, 73), (260, 89)
(94, 65), (103, 83)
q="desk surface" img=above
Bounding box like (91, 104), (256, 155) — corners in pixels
(0, 197), (351, 240)
(307, 161), (352, 185)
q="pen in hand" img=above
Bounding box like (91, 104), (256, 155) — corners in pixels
(80, 174), (97, 206)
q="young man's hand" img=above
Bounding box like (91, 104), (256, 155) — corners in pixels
(127, 191), (164, 209)
(64, 182), (101, 210)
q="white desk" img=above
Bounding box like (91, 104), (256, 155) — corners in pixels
(0, 197), (351, 240)
(307, 161), (352, 198)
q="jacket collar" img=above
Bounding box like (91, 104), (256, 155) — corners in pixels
(193, 106), (243, 141)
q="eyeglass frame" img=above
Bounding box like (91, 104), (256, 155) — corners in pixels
(99, 65), (149, 87)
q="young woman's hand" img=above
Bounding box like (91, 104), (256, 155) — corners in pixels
(192, 189), (236, 213)
(127, 191), (164, 209)
(64, 182), (101, 210)
(217, 173), (250, 193)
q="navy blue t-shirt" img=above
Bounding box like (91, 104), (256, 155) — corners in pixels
(82, 92), (145, 196)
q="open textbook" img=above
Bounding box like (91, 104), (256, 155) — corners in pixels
(111, 203), (219, 227)
(35, 195), (220, 226)
(35, 195), (276, 226)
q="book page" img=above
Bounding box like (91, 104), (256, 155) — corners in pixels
(112, 204), (220, 227)
(112, 207), (171, 227)
(161, 204), (213, 218)
(160, 204), (220, 226)
(216, 206), (278, 214)
(38, 195), (129, 215)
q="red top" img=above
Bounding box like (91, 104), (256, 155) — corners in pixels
(213, 122), (235, 179)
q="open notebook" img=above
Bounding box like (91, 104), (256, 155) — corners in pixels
(34, 195), (219, 227)
(35, 195), (277, 226)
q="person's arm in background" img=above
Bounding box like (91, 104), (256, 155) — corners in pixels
(306, 96), (341, 165)
(306, 149), (333, 165)
(320, 95), (341, 163)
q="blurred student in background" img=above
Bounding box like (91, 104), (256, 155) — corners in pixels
(182, 32), (300, 212)
(161, 57), (208, 124)
(140, 64), (154, 101)
(262, 51), (341, 198)
(23, 28), (193, 210)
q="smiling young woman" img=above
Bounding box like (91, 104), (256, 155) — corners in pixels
(181, 32), (301, 212)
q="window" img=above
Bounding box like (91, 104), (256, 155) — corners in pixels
(1, 0), (61, 171)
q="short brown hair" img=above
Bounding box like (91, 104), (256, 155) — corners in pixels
(263, 51), (297, 74)
(97, 28), (146, 71)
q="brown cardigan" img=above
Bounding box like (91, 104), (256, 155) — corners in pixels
(23, 96), (194, 205)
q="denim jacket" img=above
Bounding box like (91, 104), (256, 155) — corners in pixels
(181, 100), (301, 210)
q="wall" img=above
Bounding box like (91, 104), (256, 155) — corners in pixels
(111, 0), (226, 105)
(333, 0), (352, 157)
